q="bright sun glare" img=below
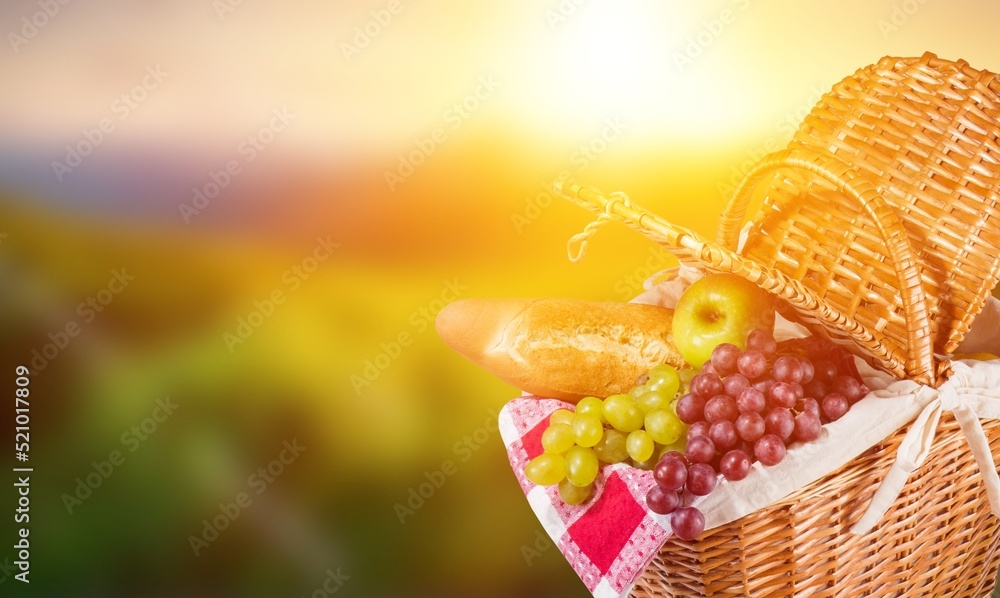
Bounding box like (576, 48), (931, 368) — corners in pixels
(536, 0), (754, 136)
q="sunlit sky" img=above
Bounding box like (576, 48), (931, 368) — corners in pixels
(3, 0), (1000, 242)
(5, 0), (1000, 157)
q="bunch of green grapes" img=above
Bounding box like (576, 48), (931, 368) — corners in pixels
(523, 364), (696, 505)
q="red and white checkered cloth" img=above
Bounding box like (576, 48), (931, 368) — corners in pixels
(499, 396), (698, 598)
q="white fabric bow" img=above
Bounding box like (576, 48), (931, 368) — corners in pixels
(852, 361), (1000, 534)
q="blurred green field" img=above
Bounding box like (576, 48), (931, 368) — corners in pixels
(0, 195), (608, 597)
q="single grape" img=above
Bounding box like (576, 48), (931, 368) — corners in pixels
(559, 479), (593, 505)
(720, 449), (752, 481)
(685, 435), (716, 464)
(564, 446), (599, 487)
(686, 462), (718, 495)
(723, 374), (751, 399)
(576, 396), (606, 422)
(769, 382), (798, 408)
(704, 395), (739, 422)
(735, 412), (765, 442)
(754, 434), (786, 466)
(670, 506), (706, 541)
(711, 343), (742, 377)
(550, 409), (574, 426)
(592, 429), (629, 463)
(736, 387), (766, 413)
(654, 454), (688, 490)
(649, 363), (676, 377)
(798, 358), (815, 384)
(813, 359), (838, 383)
(700, 361), (718, 376)
(525, 453), (566, 486)
(687, 420), (711, 441)
(793, 411), (822, 441)
(746, 329), (777, 358)
(764, 408), (795, 440)
(737, 350), (768, 379)
(604, 395), (645, 433)
(708, 420), (738, 451)
(626, 430), (655, 462)
(542, 423), (575, 454)
(691, 373), (724, 398)
(645, 409), (684, 445)
(646, 485), (681, 515)
(571, 413), (604, 448)
(637, 389), (672, 414)
(647, 364), (681, 397)
(821, 393), (850, 422)
(832, 376), (866, 404)
(635, 372), (651, 386)
(676, 394), (707, 424)
(773, 356), (804, 384)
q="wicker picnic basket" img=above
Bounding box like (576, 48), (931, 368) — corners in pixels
(555, 53), (1000, 596)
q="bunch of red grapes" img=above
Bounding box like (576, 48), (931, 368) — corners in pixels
(646, 329), (869, 541)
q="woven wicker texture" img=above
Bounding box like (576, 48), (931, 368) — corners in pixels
(719, 53), (1000, 385)
(630, 416), (1000, 598)
(554, 53), (1000, 596)
(558, 53), (1000, 387)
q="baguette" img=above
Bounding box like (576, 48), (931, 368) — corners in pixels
(436, 298), (685, 402)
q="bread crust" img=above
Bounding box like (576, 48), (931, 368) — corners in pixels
(436, 298), (685, 402)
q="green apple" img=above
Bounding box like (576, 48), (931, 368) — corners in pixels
(672, 273), (775, 368)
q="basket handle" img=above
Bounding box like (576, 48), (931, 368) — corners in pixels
(716, 148), (935, 383)
(555, 174), (923, 382)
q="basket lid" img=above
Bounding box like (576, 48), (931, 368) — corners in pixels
(559, 54), (1000, 386)
(718, 53), (1000, 383)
